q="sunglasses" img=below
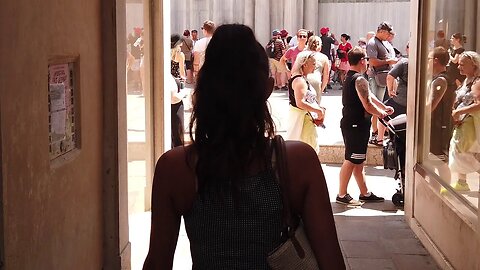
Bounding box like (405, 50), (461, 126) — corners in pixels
(298, 35), (307, 38)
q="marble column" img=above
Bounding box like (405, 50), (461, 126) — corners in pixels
(232, 0), (245, 24)
(477, 1), (480, 51)
(304, 0), (318, 33)
(212, 0), (224, 25)
(270, 0), (283, 31)
(185, 0), (192, 29)
(244, 0), (255, 29)
(283, 0), (297, 35)
(225, 0), (234, 23)
(177, 0), (187, 33)
(296, 0), (304, 30)
(463, 0), (476, 50)
(255, 0), (270, 46)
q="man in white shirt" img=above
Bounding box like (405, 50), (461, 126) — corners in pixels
(193, 20), (215, 81)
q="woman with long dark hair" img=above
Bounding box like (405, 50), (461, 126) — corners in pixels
(143, 24), (344, 270)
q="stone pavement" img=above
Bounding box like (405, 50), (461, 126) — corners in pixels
(129, 163), (438, 270)
(127, 84), (439, 270)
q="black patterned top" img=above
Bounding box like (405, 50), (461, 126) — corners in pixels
(183, 170), (284, 269)
(171, 60), (180, 78)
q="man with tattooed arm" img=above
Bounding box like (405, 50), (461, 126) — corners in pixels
(336, 47), (394, 206)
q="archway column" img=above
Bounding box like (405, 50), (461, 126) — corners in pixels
(244, 0), (255, 29)
(255, 0), (270, 46)
(304, 0), (318, 33)
(283, 0), (296, 35)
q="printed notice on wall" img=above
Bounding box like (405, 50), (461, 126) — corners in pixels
(50, 110), (67, 139)
(49, 83), (66, 111)
(48, 61), (78, 161)
(49, 64), (70, 87)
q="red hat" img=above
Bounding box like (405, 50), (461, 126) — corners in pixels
(280, 29), (288, 38)
(134, 27), (143, 36)
(320, 27), (329, 35)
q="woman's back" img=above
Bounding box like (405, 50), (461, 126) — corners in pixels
(143, 24), (345, 270)
(184, 169), (283, 269)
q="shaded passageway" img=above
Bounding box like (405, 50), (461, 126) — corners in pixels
(128, 86), (439, 269)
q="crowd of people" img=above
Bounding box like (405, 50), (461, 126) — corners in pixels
(139, 18), (480, 268)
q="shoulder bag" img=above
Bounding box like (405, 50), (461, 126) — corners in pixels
(267, 135), (320, 270)
(373, 70), (389, 87)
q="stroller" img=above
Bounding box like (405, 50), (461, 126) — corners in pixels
(380, 114), (406, 206)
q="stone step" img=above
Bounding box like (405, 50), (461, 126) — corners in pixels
(319, 144), (384, 166)
(128, 140), (384, 166)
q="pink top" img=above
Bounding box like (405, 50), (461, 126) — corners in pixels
(284, 46), (302, 65)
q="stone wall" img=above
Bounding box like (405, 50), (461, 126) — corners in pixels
(171, 0), (410, 49)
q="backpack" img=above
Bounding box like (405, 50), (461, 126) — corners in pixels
(266, 40), (275, 58)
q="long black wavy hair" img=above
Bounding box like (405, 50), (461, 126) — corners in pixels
(188, 24), (275, 197)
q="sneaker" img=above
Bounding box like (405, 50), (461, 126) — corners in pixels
(453, 181), (470, 191)
(336, 194), (363, 206)
(359, 192), (384, 202)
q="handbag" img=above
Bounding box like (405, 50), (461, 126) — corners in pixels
(336, 48), (345, 60)
(267, 135), (320, 270)
(380, 117), (398, 170)
(383, 139), (398, 170)
(374, 70), (389, 87)
(334, 58), (341, 68)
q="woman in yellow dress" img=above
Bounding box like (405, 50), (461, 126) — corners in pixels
(448, 51), (480, 191)
(286, 51), (326, 152)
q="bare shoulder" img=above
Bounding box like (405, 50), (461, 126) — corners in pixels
(156, 146), (190, 171)
(284, 140), (326, 213)
(153, 145), (197, 213)
(431, 76), (447, 89)
(175, 51), (185, 61)
(285, 140), (318, 161)
(473, 78), (480, 89)
(291, 75), (307, 88)
(284, 141), (322, 185)
(355, 75), (368, 85)
(472, 79), (480, 97)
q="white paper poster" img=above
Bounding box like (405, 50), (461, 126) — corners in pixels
(49, 83), (66, 111)
(51, 110), (67, 138)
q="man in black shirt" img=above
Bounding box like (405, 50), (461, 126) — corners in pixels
(336, 47), (394, 206)
(320, 27), (338, 90)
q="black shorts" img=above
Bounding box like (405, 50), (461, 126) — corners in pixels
(341, 124), (370, 164)
(185, 60), (193, 70)
(384, 99), (406, 118)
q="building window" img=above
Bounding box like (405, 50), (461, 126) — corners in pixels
(419, 0), (479, 219)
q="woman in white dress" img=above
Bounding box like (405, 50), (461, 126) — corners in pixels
(306, 35), (330, 104)
(449, 51), (480, 191)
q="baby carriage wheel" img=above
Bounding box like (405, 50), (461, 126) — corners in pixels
(392, 192), (404, 206)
